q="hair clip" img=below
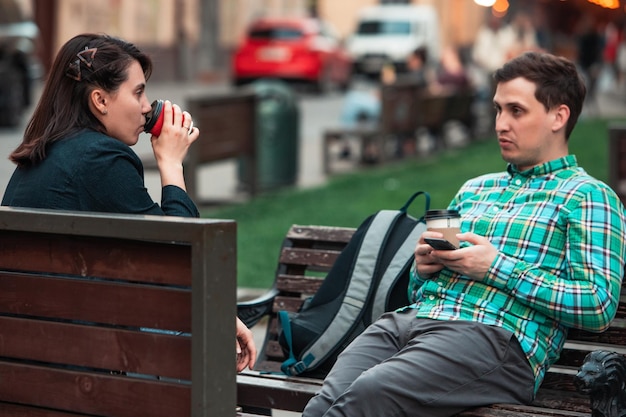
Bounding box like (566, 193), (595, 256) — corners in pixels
(77, 47), (97, 68)
(65, 46), (98, 82)
(66, 59), (82, 81)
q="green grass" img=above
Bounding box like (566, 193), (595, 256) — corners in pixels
(204, 117), (623, 289)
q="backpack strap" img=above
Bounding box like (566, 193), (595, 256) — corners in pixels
(278, 310), (315, 375)
(400, 190), (430, 214)
(281, 210), (402, 376)
(371, 221), (425, 321)
(372, 191), (429, 320)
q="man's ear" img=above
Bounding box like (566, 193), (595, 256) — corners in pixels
(89, 89), (108, 116)
(552, 104), (570, 133)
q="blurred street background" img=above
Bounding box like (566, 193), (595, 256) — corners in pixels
(2, 0), (626, 202)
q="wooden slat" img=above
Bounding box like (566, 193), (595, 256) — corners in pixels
(275, 274), (325, 294)
(0, 273), (191, 331)
(272, 296), (305, 314)
(279, 247), (341, 269)
(457, 404), (589, 417)
(567, 322), (626, 345)
(532, 389), (590, 412)
(0, 402), (90, 417)
(0, 316), (190, 380)
(286, 225), (355, 244)
(237, 372), (321, 413)
(0, 231), (191, 286)
(0, 362), (190, 417)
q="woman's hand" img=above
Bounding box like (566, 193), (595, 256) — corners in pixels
(150, 100), (199, 191)
(236, 317), (257, 372)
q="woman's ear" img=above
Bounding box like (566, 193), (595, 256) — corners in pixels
(89, 89), (108, 116)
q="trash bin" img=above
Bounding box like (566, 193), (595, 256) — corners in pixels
(239, 79), (300, 192)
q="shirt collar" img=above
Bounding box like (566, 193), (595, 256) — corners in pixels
(506, 155), (578, 178)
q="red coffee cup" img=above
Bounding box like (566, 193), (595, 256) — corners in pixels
(144, 100), (186, 136)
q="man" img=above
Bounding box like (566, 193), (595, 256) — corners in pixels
(302, 52), (626, 417)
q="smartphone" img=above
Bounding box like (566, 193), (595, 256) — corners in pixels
(424, 237), (458, 250)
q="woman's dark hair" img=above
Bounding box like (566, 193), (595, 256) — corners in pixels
(10, 33), (153, 167)
(493, 51), (586, 140)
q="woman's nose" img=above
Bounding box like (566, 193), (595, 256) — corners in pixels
(142, 96), (152, 114)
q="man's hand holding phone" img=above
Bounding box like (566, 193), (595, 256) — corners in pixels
(416, 232), (500, 282)
(414, 232), (452, 277)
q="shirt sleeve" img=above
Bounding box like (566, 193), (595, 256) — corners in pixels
(161, 185), (200, 217)
(482, 185), (625, 332)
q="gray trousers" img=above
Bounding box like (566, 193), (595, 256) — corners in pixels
(302, 310), (536, 417)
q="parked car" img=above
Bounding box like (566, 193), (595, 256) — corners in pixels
(346, 4), (441, 77)
(231, 17), (352, 93)
(0, 0), (42, 127)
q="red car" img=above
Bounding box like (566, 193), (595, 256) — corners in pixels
(232, 17), (352, 93)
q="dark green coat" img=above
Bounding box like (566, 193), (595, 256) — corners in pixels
(2, 130), (199, 217)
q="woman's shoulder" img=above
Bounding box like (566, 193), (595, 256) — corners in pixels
(59, 130), (141, 160)
(66, 130), (132, 149)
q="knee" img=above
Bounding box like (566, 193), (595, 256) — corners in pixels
(344, 370), (386, 402)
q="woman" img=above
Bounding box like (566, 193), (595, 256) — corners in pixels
(1, 33), (256, 372)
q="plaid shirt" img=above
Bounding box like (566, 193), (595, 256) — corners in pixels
(409, 155), (626, 392)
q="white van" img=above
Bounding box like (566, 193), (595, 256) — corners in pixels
(346, 4), (441, 77)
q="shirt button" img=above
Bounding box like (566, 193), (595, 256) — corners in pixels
(493, 206), (499, 212)
(428, 295), (435, 301)
(515, 179), (522, 185)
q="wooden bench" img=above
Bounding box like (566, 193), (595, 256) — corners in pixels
(323, 83), (476, 174)
(237, 224), (626, 416)
(0, 207), (249, 417)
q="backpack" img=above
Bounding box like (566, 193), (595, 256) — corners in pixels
(277, 191), (430, 378)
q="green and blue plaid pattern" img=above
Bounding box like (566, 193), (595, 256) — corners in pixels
(409, 155), (626, 393)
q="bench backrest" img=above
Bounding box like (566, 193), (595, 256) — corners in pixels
(380, 83), (475, 135)
(0, 207), (237, 417)
(185, 91), (257, 204)
(254, 224), (626, 396)
(252, 225), (354, 373)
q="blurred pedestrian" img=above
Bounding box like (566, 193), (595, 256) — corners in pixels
(433, 45), (471, 93)
(472, 13), (516, 91)
(576, 16), (604, 108)
(390, 46), (434, 88)
(506, 11), (540, 61)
